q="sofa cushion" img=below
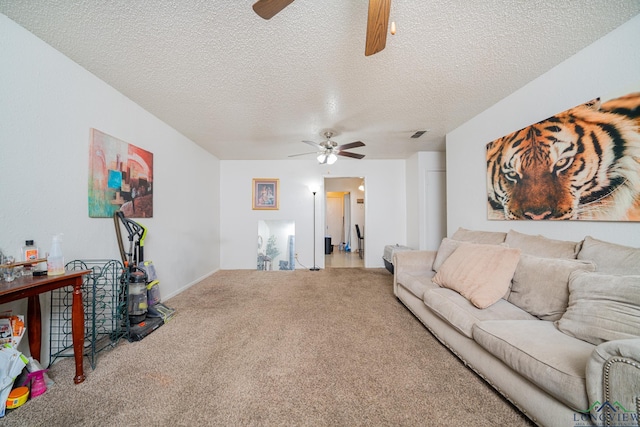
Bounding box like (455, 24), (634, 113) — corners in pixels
(451, 227), (507, 245)
(555, 271), (640, 345)
(432, 243), (521, 309)
(473, 320), (593, 410)
(432, 238), (465, 272)
(577, 236), (640, 275)
(508, 254), (596, 321)
(423, 288), (535, 338)
(505, 229), (580, 259)
(396, 270), (438, 299)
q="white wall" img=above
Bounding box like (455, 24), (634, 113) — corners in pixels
(220, 159), (406, 269)
(0, 15), (220, 360)
(446, 15), (640, 247)
(406, 157), (420, 248)
(406, 152), (447, 250)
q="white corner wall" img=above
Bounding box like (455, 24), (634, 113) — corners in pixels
(446, 15), (640, 247)
(220, 159), (406, 269)
(0, 15), (220, 360)
(406, 152), (447, 250)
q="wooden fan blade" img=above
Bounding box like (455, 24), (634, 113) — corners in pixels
(253, 0), (295, 20)
(336, 141), (365, 151)
(365, 0), (391, 56)
(337, 151), (365, 159)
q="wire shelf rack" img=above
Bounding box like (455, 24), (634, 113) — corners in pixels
(49, 259), (127, 369)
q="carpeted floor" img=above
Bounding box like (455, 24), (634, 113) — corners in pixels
(2, 268), (534, 426)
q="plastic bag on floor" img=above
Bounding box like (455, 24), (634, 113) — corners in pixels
(0, 345), (28, 417)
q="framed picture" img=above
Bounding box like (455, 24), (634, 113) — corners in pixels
(486, 90), (640, 221)
(252, 178), (279, 210)
(89, 128), (154, 218)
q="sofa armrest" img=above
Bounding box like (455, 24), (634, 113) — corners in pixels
(586, 338), (640, 426)
(393, 250), (436, 296)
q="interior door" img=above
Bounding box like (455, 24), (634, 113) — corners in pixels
(343, 193), (351, 249)
(326, 194), (344, 248)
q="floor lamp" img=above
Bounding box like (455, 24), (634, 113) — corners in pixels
(310, 190), (319, 271)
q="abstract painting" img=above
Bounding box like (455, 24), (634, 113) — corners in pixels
(89, 129), (154, 218)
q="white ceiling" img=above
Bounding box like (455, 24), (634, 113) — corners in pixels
(2, 1), (639, 160)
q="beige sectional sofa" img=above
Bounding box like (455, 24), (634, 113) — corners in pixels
(393, 228), (640, 427)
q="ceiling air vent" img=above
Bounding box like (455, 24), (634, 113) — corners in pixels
(410, 130), (429, 139)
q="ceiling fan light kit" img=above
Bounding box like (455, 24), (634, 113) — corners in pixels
(290, 130), (366, 164)
(317, 153), (338, 165)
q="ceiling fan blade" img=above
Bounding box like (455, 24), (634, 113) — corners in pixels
(337, 151), (365, 159)
(302, 140), (322, 149)
(252, 0), (295, 20)
(365, 0), (391, 56)
(336, 141), (365, 151)
(288, 151), (317, 158)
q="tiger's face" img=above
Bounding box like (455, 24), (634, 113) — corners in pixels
(487, 97), (640, 221)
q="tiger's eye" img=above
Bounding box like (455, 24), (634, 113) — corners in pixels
(505, 170), (518, 182)
(554, 157), (573, 173)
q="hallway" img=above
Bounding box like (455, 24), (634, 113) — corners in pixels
(324, 248), (364, 268)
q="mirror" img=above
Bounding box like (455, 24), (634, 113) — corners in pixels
(257, 220), (295, 270)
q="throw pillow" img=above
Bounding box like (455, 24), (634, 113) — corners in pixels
(555, 270), (640, 345)
(432, 243), (521, 309)
(505, 229), (580, 259)
(577, 236), (640, 275)
(508, 254), (596, 321)
(432, 238), (467, 272)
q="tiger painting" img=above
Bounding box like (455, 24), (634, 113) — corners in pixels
(486, 92), (640, 221)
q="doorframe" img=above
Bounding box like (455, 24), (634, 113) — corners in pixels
(323, 176), (366, 266)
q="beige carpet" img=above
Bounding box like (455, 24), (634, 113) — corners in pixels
(3, 268), (533, 426)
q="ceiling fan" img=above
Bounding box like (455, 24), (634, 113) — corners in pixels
(252, 0), (391, 56)
(289, 131), (366, 164)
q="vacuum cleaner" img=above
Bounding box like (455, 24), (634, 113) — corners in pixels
(114, 211), (176, 341)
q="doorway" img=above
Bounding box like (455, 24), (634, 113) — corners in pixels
(324, 177), (365, 268)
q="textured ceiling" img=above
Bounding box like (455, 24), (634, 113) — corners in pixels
(1, 1), (639, 160)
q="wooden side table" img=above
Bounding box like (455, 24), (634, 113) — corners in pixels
(0, 270), (90, 384)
